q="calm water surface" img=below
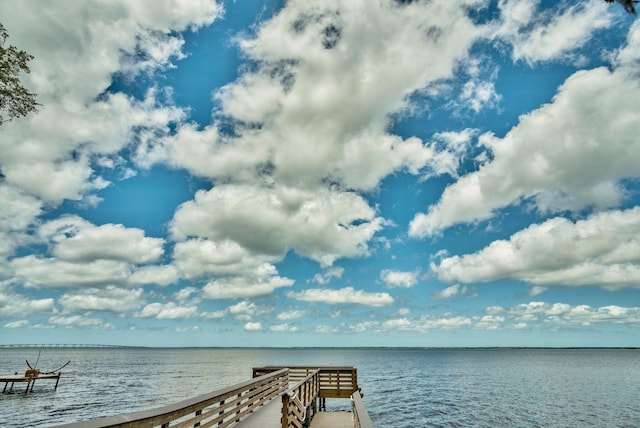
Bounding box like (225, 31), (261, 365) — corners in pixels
(0, 348), (638, 427)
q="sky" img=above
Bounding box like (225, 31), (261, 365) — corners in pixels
(1, 0), (640, 347)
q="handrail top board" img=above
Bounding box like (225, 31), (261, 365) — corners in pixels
(52, 368), (289, 428)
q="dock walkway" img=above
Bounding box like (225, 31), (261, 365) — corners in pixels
(232, 398), (353, 428)
(54, 366), (373, 428)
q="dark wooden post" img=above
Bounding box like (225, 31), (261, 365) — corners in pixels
(281, 393), (289, 428)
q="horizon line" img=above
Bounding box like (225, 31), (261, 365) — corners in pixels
(1, 344), (638, 350)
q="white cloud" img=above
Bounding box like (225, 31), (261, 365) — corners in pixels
(10, 255), (175, 289)
(4, 320), (30, 328)
(456, 80), (501, 114)
(0, 285), (55, 318)
(221, 300), (272, 322)
(59, 286), (144, 314)
(139, 302), (199, 320)
(350, 321), (381, 333)
(473, 315), (505, 330)
(0, 0), (221, 207)
(40, 216), (165, 264)
(171, 184), (383, 267)
(156, 0), (484, 189)
(270, 323), (298, 332)
(202, 267), (294, 300)
(382, 315), (472, 332)
(410, 62), (640, 237)
(174, 287), (199, 302)
(7, 216), (176, 289)
(287, 287), (393, 307)
(495, 0), (612, 63)
(173, 238), (278, 279)
(0, 185), (43, 256)
(432, 284), (461, 300)
(10, 256), (132, 288)
(433, 208), (640, 290)
(530, 286), (548, 296)
(316, 324), (341, 334)
(380, 269), (419, 288)
(508, 301), (640, 327)
(149, 0), (495, 283)
(128, 265), (179, 287)
(48, 314), (115, 329)
(244, 322), (263, 331)
(312, 266), (344, 285)
(276, 310), (305, 321)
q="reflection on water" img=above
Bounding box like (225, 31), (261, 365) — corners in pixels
(1, 348), (638, 427)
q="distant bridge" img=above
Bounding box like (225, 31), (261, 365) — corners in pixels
(0, 344), (141, 349)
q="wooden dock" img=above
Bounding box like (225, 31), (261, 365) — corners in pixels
(1, 370), (62, 394)
(53, 366), (374, 428)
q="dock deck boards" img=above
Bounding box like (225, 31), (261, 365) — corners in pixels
(309, 412), (354, 428)
(231, 398), (354, 428)
(233, 397), (282, 428)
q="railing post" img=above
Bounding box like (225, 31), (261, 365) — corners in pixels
(235, 392), (242, 422)
(281, 393), (289, 428)
(218, 399), (225, 426)
(194, 409), (201, 427)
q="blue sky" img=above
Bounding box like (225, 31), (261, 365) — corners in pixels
(1, 0), (640, 347)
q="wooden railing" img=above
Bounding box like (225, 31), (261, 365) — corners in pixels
(252, 366), (358, 399)
(351, 390), (374, 428)
(281, 370), (320, 428)
(253, 366), (364, 427)
(53, 368), (290, 428)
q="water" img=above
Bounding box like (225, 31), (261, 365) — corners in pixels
(0, 348), (638, 427)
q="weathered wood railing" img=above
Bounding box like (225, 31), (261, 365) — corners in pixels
(281, 370), (320, 428)
(53, 368), (289, 428)
(252, 366), (358, 400)
(351, 390), (374, 428)
(253, 366), (368, 427)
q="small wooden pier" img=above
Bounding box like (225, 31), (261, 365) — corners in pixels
(53, 366), (374, 428)
(1, 370), (62, 394)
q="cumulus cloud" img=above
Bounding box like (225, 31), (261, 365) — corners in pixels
(432, 284), (462, 300)
(0, 285), (55, 318)
(59, 286), (144, 314)
(509, 301), (640, 327)
(0, 185), (43, 257)
(382, 315), (473, 332)
(128, 265), (179, 287)
(47, 314), (115, 329)
(312, 267), (344, 285)
(4, 216), (177, 290)
(139, 302), (199, 319)
(9, 255), (177, 289)
(380, 269), (419, 288)
(432, 208), (640, 290)
(287, 287), (393, 307)
(276, 310), (305, 320)
(410, 59), (640, 237)
(171, 184), (383, 266)
(244, 322), (263, 331)
(270, 323), (298, 332)
(0, 0), (221, 204)
(156, 0), (484, 190)
(495, 0), (612, 63)
(219, 300), (272, 322)
(202, 265), (294, 299)
(173, 238), (275, 279)
(40, 216), (165, 264)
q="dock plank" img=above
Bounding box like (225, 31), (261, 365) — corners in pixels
(233, 396), (282, 428)
(309, 412), (354, 428)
